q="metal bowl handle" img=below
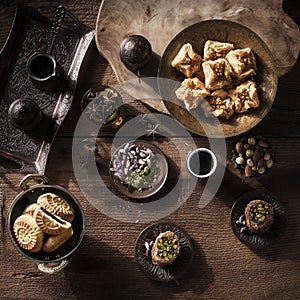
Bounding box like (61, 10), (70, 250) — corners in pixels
(38, 260), (69, 274)
(20, 174), (50, 190)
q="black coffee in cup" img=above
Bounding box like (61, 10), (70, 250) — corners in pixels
(186, 148), (217, 178)
(189, 151), (212, 176)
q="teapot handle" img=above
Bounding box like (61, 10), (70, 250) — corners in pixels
(20, 174), (50, 190)
(38, 260), (69, 274)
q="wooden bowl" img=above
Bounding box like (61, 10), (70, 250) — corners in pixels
(158, 20), (278, 138)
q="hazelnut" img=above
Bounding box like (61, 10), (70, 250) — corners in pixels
(258, 167), (266, 174)
(246, 159), (254, 167)
(243, 143), (250, 149)
(248, 137), (256, 145)
(246, 149), (254, 157)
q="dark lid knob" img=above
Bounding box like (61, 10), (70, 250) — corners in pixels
(8, 99), (42, 131)
(119, 35), (152, 71)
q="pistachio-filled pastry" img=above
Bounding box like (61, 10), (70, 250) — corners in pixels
(202, 89), (235, 119)
(203, 40), (234, 61)
(202, 58), (232, 90)
(226, 48), (257, 80)
(229, 80), (259, 113)
(151, 231), (180, 266)
(175, 77), (210, 111)
(244, 200), (274, 234)
(37, 193), (74, 222)
(171, 43), (203, 78)
(43, 227), (73, 252)
(13, 214), (44, 253)
(34, 205), (71, 235)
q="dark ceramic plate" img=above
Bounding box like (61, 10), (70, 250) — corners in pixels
(135, 222), (194, 281)
(158, 19), (277, 138)
(231, 190), (287, 249)
(109, 140), (168, 199)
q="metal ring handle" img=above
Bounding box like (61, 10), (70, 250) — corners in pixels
(38, 260), (69, 274)
(20, 174), (50, 190)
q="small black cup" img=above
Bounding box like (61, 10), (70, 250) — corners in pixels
(27, 53), (63, 91)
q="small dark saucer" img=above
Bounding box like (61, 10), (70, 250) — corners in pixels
(231, 190), (287, 249)
(135, 222), (194, 282)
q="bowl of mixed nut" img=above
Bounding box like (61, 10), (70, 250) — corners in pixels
(109, 140), (168, 199)
(232, 136), (275, 177)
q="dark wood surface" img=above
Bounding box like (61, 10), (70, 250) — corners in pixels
(0, 1), (299, 299)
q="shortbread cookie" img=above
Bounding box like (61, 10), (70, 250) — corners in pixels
(37, 193), (74, 222)
(203, 40), (234, 61)
(171, 43), (203, 78)
(202, 58), (232, 90)
(34, 205), (71, 235)
(22, 203), (38, 216)
(226, 48), (257, 80)
(13, 214), (44, 253)
(43, 227), (73, 252)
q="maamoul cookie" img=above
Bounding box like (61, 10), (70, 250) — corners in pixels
(43, 227), (73, 252)
(13, 214), (44, 253)
(245, 200), (274, 234)
(34, 205), (71, 235)
(151, 231), (180, 266)
(22, 203), (38, 216)
(37, 193), (74, 222)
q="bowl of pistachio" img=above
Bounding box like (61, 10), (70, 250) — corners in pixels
(109, 140), (168, 199)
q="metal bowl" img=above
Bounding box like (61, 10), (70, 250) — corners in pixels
(7, 174), (85, 273)
(158, 20), (278, 138)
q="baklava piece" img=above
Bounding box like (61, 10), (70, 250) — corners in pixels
(171, 43), (203, 78)
(203, 40), (234, 61)
(226, 48), (257, 80)
(245, 200), (274, 234)
(175, 77), (210, 111)
(202, 58), (232, 90)
(151, 231), (180, 266)
(202, 89), (235, 119)
(229, 80), (259, 113)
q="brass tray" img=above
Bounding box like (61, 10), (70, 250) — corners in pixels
(0, 5), (94, 173)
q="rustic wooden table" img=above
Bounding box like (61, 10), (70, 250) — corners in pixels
(0, 1), (299, 299)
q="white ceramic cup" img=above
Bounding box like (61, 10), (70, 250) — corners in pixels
(186, 148), (217, 178)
